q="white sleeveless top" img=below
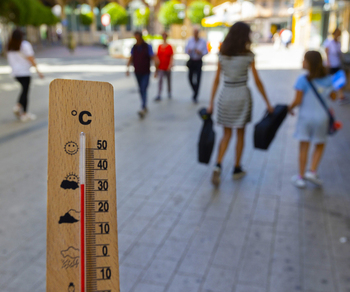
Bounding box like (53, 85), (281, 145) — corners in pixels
(7, 40), (34, 77)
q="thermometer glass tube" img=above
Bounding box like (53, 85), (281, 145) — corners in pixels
(80, 132), (86, 292)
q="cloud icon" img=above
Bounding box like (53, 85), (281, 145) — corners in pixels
(59, 209), (80, 224)
(61, 247), (79, 259)
(61, 180), (79, 190)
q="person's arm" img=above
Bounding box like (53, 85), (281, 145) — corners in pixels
(150, 45), (159, 69)
(126, 56), (133, 77)
(288, 90), (303, 114)
(185, 40), (192, 55)
(27, 56), (43, 79)
(251, 60), (273, 113)
(325, 47), (330, 67)
(201, 39), (208, 56)
(168, 46), (174, 70)
(194, 40), (207, 57)
(169, 55), (174, 70)
(207, 62), (221, 114)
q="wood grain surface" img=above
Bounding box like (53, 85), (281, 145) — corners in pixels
(47, 79), (119, 292)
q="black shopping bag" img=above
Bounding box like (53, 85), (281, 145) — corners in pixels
(198, 108), (215, 164)
(254, 104), (288, 150)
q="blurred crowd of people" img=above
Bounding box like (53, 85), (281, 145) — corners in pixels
(5, 23), (349, 188)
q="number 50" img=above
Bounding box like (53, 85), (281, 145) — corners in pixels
(97, 140), (107, 150)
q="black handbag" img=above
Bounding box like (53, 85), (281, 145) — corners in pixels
(198, 108), (215, 164)
(186, 59), (192, 68)
(254, 104), (288, 150)
(306, 78), (338, 135)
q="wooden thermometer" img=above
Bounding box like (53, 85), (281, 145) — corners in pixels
(47, 79), (120, 292)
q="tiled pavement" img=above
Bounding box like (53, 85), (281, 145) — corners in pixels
(0, 45), (350, 292)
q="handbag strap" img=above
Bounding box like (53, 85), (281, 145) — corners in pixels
(306, 78), (334, 121)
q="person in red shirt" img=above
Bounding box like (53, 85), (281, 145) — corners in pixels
(154, 32), (174, 101)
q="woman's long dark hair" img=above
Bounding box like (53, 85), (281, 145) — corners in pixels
(220, 22), (251, 56)
(304, 51), (327, 80)
(8, 29), (23, 51)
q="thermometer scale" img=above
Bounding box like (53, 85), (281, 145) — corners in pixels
(47, 79), (120, 291)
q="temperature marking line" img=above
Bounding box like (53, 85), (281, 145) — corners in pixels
(86, 147), (99, 291)
(79, 132), (86, 292)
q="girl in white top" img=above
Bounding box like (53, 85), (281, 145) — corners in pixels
(7, 29), (43, 122)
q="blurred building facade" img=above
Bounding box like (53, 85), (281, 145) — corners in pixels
(1, 0), (349, 51)
(293, 0), (350, 51)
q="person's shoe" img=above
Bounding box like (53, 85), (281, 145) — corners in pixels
(20, 113), (37, 122)
(138, 109), (146, 119)
(233, 166), (246, 180)
(211, 166), (221, 187)
(13, 105), (22, 119)
(291, 174), (306, 188)
(154, 96), (161, 102)
(304, 171), (323, 186)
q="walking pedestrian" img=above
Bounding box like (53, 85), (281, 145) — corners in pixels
(207, 22), (273, 187)
(325, 28), (347, 103)
(7, 29), (43, 122)
(154, 32), (174, 101)
(288, 51), (337, 188)
(281, 28), (292, 48)
(126, 31), (155, 118)
(185, 27), (208, 103)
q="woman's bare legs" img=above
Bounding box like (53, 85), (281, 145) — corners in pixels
(310, 143), (325, 172)
(216, 127), (232, 164)
(212, 127), (232, 187)
(235, 127), (245, 167)
(299, 141), (310, 176)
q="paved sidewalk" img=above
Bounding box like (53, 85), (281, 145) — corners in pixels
(0, 45), (350, 292)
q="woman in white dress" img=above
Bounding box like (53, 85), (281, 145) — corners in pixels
(7, 29), (43, 122)
(207, 22), (273, 187)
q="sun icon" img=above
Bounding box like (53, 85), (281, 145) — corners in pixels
(66, 173), (79, 183)
(64, 141), (79, 155)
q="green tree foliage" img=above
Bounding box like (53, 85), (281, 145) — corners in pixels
(80, 11), (94, 26)
(158, 0), (185, 27)
(133, 7), (150, 28)
(187, 0), (213, 24)
(0, 0), (59, 26)
(102, 3), (128, 26)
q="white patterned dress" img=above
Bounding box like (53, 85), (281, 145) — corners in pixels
(216, 53), (254, 128)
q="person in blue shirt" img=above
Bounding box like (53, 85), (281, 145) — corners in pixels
(185, 27), (208, 103)
(126, 31), (156, 118)
(288, 51), (337, 188)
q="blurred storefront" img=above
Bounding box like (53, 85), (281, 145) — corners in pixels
(293, 0), (350, 51)
(202, 0), (295, 43)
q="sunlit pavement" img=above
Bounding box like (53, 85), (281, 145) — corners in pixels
(0, 44), (350, 292)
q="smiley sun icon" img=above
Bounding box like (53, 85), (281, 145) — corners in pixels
(64, 141), (79, 155)
(66, 173), (79, 183)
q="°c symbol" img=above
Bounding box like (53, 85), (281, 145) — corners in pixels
(79, 111), (92, 125)
(71, 110), (77, 116)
